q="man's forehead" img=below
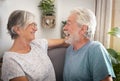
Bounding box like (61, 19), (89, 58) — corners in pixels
(67, 14), (77, 22)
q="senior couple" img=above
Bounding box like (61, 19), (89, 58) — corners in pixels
(1, 8), (115, 81)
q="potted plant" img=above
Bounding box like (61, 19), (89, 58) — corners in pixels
(61, 20), (67, 38)
(38, 0), (55, 16)
(38, 0), (56, 28)
(107, 27), (120, 81)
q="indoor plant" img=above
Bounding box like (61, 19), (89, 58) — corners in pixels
(107, 27), (120, 81)
(38, 0), (55, 16)
(38, 0), (56, 28)
(61, 20), (67, 38)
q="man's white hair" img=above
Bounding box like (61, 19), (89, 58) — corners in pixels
(70, 8), (97, 39)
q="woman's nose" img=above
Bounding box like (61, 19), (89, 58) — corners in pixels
(34, 26), (37, 31)
(32, 24), (37, 31)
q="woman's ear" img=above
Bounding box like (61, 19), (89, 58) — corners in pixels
(13, 26), (21, 34)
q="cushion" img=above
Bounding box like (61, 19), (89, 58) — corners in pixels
(48, 47), (66, 81)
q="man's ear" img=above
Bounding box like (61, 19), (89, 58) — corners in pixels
(79, 25), (88, 34)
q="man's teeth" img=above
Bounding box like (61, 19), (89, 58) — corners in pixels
(64, 31), (70, 37)
(66, 34), (70, 36)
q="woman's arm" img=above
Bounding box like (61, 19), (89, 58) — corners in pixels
(47, 39), (68, 48)
(10, 76), (28, 81)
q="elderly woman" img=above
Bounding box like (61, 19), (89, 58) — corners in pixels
(1, 10), (65, 81)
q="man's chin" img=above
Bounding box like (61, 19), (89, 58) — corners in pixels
(65, 39), (73, 45)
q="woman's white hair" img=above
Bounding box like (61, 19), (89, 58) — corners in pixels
(7, 10), (35, 39)
(70, 8), (97, 39)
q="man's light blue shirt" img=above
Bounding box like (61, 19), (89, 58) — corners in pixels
(63, 41), (115, 81)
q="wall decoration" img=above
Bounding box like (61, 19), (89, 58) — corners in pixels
(41, 15), (55, 28)
(38, 0), (56, 28)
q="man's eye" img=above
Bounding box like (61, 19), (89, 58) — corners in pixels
(33, 23), (37, 26)
(66, 23), (71, 26)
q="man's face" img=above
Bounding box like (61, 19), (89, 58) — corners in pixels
(63, 14), (81, 44)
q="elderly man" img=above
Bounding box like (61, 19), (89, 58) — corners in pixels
(63, 8), (115, 81)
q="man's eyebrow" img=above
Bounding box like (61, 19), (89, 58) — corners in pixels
(67, 20), (71, 23)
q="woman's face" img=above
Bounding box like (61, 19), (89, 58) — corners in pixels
(19, 22), (37, 42)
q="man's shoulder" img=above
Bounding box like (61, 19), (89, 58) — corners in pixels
(66, 45), (73, 50)
(90, 41), (103, 48)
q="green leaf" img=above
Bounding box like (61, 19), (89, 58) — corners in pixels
(38, 0), (55, 15)
(62, 21), (67, 27)
(110, 55), (118, 64)
(108, 27), (120, 38)
(107, 48), (118, 58)
(117, 55), (120, 61)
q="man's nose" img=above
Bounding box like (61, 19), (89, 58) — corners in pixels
(63, 25), (67, 31)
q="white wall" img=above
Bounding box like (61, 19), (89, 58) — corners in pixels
(0, 0), (95, 57)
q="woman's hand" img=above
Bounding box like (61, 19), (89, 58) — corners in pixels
(10, 76), (28, 81)
(48, 39), (69, 49)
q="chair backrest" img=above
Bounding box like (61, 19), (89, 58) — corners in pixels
(48, 47), (66, 81)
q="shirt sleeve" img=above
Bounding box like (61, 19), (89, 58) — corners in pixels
(88, 43), (115, 81)
(32, 39), (48, 53)
(1, 55), (25, 81)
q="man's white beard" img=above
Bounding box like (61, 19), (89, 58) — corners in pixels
(65, 32), (80, 45)
(65, 35), (73, 44)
